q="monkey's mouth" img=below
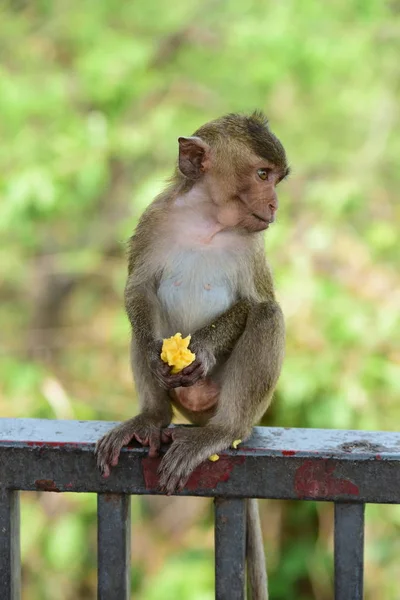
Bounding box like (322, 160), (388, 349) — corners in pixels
(251, 212), (273, 226)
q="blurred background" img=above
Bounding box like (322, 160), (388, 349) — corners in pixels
(0, 0), (399, 598)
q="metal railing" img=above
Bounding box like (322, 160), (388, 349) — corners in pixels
(1, 418), (399, 599)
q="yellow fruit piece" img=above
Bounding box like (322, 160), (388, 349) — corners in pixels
(232, 439), (242, 449)
(161, 333), (196, 374)
(209, 454), (220, 462)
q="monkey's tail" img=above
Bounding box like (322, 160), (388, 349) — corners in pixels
(246, 498), (268, 600)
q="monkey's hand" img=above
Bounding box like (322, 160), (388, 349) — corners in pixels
(158, 426), (235, 494)
(180, 337), (216, 383)
(150, 340), (215, 389)
(95, 414), (171, 477)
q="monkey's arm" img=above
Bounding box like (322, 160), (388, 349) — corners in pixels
(96, 273), (175, 474)
(191, 298), (254, 356)
(96, 220), (180, 475)
(125, 221), (187, 388)
(125, 281), (157, 349)
(125, 276), (203, 390)
(124, 210), (165, 350)
(187, 246), (277, 364)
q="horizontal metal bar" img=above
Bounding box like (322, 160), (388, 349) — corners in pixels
(334, 502), (365, 600)
(214, 498), (246, 600)
(0, 489), (21, 600)
(0, 419), (400, 501)
(98, 494), (131, 600)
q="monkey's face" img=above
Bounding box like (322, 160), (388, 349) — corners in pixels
(206, 154), (286, 233)
(232, 159), (284, 232)
(177, 112), (289, 234)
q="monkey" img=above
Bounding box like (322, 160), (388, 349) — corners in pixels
(95, 111), (289, 600)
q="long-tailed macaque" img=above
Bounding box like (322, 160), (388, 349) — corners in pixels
(95, 112), (289, 600)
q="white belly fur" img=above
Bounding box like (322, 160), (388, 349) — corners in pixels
(157, 248), (238, 336)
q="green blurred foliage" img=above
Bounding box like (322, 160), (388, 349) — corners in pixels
(0, 0), (399, 598)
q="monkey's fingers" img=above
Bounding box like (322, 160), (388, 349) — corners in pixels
(158, 440), (196, 494)
(179, 360), (206, 386)
(158, 467), (190, 495)
(166, 373), (190, 387)
(154, 355), (206, 389)
(161, 474), (189, 495)
(161, 428), (174, 444)
(154, 366), (188, 389)
(181, 361), (201, 376)
(158, 468), (189, 495)
(147, 430), (162, 458)
(95, 437), (113, 478)
(95, 435), (111, 467)
(95, 428), (134, 476)
(159, 362), (172, 375)
(98, 460), (111, 479)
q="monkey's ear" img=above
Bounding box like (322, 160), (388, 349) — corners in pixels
(178, 136), (211, 179)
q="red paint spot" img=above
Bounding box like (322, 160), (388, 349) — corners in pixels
(27, 441), (47, 447)
(282, 450), (296, 456)
(294, 460), (359, 499)
(142, 455), (245, 491)
(26, 441), (82, 448)
(376, 454), (382, 461)
(35, 479), (60, 492)
(141, 457), (160, 489)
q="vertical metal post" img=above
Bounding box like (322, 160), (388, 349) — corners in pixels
(97, 494), (131, 600)
(334, 502), (365, 600)
(0, 489), (21, 600)
(214, 497), (246, 600)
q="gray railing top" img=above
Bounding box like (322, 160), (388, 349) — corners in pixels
(0, 418), (399, 502)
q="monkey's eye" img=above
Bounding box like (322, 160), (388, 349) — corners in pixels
(257, 168), (271, 181)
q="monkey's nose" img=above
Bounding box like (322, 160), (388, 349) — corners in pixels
(268, 203), (277, 222)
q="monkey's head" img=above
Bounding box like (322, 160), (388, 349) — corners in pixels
(177, 111), (289, 233)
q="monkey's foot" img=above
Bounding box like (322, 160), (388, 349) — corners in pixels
(158, 426), (232, 495)
(95, 415), (169, 478)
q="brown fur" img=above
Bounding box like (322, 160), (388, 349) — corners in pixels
(95, 112), (289, 599)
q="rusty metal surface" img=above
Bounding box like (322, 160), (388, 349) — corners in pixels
(334, 502), (365, 600)
(0, 418), (399, 599)
(97, 494), (131, 600)
(1, 418), (400, 502)
(214, 498), (246, 600)
(0, 489), (20, 600)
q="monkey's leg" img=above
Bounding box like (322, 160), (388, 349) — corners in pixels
(95, 339), (173, 477)
(158, 300), (285, 494)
